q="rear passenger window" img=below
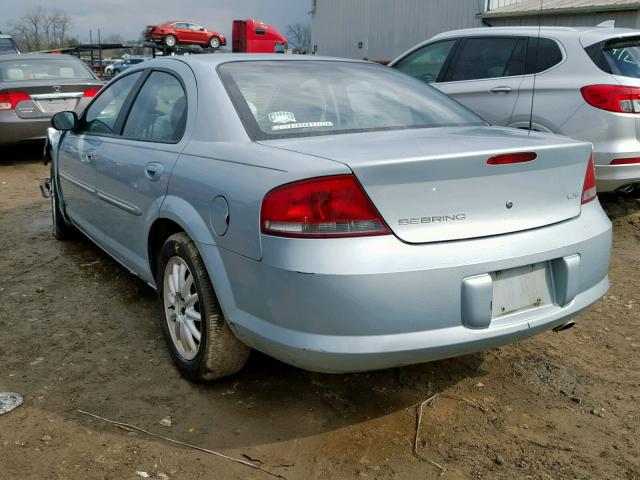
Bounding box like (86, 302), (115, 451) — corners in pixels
(526, 38), (563, 74)
(394, 40), (456, 84)
(123, 71), (187, 143)
(444, 37), (526, 81)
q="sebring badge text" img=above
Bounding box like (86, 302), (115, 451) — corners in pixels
(399, 214), (467, 226)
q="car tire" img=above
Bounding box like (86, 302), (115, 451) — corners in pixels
(209, 36), (221, 49)
(157, 232), (250, 382)
(164, 35), (177, 47)
(50, 165), (75, 240)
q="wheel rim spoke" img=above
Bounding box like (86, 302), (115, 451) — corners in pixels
(184, 293), (198, 308)
(185, 307), (201, 322)
(180, 274), (193, 298)
(181, 321), (197, 353)
(184, 318), (201, 342)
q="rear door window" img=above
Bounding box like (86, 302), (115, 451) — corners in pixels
(585, 36), (640, 78)
(443, 37), (525, 82)
(122, 71), (187, 142)
(526, 37), (563, 74)
(394, 40), (456, 84)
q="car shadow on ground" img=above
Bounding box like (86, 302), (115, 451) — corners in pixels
(599, 191), (640, 219)
(0, 142), (44, 165)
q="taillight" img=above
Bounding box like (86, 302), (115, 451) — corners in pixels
(582, 154), (597, 204)
(83, 88), (100, 98)
(261, 175), (391, 238)
(580, 84), (640, 113)
(610, 157), (640, 165)
(0, 91), (30, 110)
(487, 152), (537, 165)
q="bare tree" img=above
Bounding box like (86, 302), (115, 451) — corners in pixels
(286, 23), (311, 53)
(10, 7), (74, 52)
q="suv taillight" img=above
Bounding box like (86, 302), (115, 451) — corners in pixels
(582, 154), (597, 204)
(581, 84), (640, 113)
(0, 92), (30, 110)
(261, 175), (391, 238)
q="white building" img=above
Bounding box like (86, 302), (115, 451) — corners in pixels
(310, 0), (640, 61)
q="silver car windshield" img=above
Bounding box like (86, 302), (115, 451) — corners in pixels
(0, 58), (94, 82)
(219, 61), (485, 140)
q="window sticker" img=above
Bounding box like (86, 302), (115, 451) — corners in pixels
(268, 111), (296, 124)
(272, 121), (334, 131)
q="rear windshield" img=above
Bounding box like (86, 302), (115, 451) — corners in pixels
(0, 58), (94, 82)
(218, 61), (485, 140)
(585, 36), (640, 78)
(0, 38), (19, 55)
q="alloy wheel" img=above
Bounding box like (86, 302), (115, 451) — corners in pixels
(163, 256), (201, 360)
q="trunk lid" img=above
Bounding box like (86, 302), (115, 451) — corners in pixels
(1, 80), (102, 118)
(260, 126), (592, 243)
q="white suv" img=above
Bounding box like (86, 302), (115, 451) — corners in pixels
(390, 26), (640, 192)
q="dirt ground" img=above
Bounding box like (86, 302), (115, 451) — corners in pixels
(0, 143), (638, 480)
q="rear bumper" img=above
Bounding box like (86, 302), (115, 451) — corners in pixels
(595, 161), (640, 192)
(0, 112), (50, 145)
(145, 33), (164, 42)
(199, 201), (611, 373)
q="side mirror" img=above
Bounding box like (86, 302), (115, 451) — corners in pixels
(200, 27), (205, 31)
(51, 111), (78, 131)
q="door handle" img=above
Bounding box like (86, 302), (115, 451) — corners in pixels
(144, 162), (164, 182)
(490, 86), (512, 94)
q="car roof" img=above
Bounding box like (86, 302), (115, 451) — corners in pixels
(429, 25), (640, 45)
(0, 53), (81, 61)
(0, 34), (13, 39)
(148, 54), (367, 69)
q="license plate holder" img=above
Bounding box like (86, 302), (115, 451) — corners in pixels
(42, 99), (74, 113)
(491, 262), (553, 318)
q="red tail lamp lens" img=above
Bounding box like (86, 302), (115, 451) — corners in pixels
(487, 152), (537, 165)
(83, 88), (101, 97)
(610, 157), (640, 165)
(581, 84), (640, 113)
(261, 175), (391, 238)
(0, 92), (30, 110)
(582, 154), (597, 204)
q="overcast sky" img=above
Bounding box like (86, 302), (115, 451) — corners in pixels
(2, 0), (311, 42)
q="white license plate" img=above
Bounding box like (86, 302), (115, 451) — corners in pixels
(42, 100), (74, 113)
(491, 263), (553, 318)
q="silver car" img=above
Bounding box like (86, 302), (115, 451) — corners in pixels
(390, 26), (640, 193)
(0, 54), (102, 145)
(47, 55), (611, 382)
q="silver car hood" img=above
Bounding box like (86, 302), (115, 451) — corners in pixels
(260, 126), (593, 243)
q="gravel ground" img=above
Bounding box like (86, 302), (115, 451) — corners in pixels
(0, 143), (639, 480)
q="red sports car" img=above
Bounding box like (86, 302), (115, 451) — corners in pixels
(145, 21), (226, 49)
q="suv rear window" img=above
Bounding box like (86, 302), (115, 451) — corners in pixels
(585, 36), (640, 78)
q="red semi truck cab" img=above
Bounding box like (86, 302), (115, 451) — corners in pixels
(232, 19), (288, 53)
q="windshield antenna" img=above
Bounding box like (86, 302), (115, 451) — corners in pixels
(529, 0), (544, 134)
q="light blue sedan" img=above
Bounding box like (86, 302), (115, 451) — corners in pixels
(47, 55), (611, 382)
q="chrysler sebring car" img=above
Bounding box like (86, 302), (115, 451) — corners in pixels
(46, 55), (611, 382)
